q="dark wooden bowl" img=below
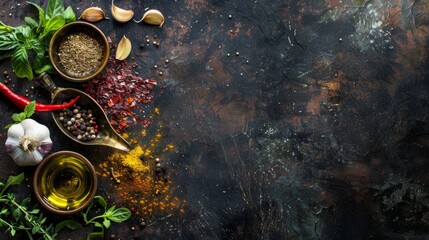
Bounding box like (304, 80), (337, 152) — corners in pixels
(33, 151), (98, 215)
(49, 21), (109, 82)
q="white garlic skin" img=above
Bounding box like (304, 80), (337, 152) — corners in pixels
(5, 119), (53, 166)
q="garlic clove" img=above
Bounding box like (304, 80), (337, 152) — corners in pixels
(115, 35), (132, 60)
(79, 7), (109, 22)
(134, 9), (165, 26)
(111, 0), (134, 23)
(20, 118), (50, 142)
(6, 122), (24, 140)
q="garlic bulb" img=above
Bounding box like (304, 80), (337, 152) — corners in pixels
(5, 119), (53, 166)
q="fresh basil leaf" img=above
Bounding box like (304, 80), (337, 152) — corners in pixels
(0, 21), (14, 32)
(33, 52), (45, 70)
(105, 205), (116, 215)
(26, 2), (45, 32)
(0, 33), (18, 51)
(94, 222), (103, 228)
(42, 16), (65, 37)
(0, 50), (13, 60)
(28, 39), (44, 54)
(24, 101), (36, 118)
(55, 220), (82, 232)
(12, 46), (33, 79)
(95, 196), (107, 209)
(87, 230), (104, 240)
(24, 17), (38, 28)
(63, 6), (75, 23)
(15, 25), (32, 42)
(35, 63), (53, 74)
(46, 0), (64, 19)
(102, 219), (111, 229)
(107, 208), (131, 223)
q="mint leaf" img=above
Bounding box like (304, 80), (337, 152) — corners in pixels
(12, 46), (33, 79)
(11, 112), (26, 122)
(24, 101), (36, 118)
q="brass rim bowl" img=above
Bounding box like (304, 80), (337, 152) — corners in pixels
(49, 21), (109, 82)
(33, 151), (98, 215)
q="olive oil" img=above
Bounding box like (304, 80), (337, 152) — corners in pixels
(35, 155), (94, 211)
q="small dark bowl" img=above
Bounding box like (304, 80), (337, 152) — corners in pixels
(49, 21), (109, 82)
(33, 151), (97, 215)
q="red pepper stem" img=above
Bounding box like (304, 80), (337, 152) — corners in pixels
(0, 83), (80, 112)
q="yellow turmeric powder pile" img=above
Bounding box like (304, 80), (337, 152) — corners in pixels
(97, 124), (186, 217)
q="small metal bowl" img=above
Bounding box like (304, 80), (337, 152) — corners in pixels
(49, 21), (109, 82)
(33, 151), (98, 215)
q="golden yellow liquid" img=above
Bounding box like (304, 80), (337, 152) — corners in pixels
(36, 156), (94, 211)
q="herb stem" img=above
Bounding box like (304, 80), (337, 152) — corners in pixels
(9, 199), (54, 240)
(86, 215), (105, 225)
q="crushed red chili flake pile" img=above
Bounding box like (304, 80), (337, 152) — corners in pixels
(84, 52), (157, 132)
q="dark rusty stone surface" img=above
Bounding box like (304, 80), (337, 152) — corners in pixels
(0, 0), (428, 239)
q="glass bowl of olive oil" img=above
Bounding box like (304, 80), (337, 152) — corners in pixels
(33, 151), (97, 215)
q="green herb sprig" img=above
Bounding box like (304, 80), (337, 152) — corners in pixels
(0, 173), (132, 240)
(55, 195), (132, 240)
(0, 173), (58, 240)
(81, 196), (132, 239)
(4, 100), (36, 129)
(0, 0), (75, 80)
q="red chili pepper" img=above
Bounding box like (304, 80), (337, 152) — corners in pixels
(0, 83), (80, 112)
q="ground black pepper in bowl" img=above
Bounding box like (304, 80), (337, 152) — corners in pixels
(58, 33), (103, 78)
(57, 103), (99, 142)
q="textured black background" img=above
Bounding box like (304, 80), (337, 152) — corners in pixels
(0, 0), (428, 239)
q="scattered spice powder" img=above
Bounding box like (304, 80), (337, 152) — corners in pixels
(58, 33), (103, 77)
(97, 121), (185, 218)
(84, 48), (157, 132)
